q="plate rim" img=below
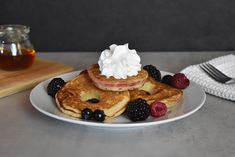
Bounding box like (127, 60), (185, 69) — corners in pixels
(29, 70), (206, 128)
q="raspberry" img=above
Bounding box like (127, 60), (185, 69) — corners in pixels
(126, 98), (150, 121)
(143, 65), (161, 81)
(150, 101), (167, 118)
(161, 75), (173, 85)
(47, 78), (65, 97)
(80, 69), (88, 75)
(171, 73), (190, 89)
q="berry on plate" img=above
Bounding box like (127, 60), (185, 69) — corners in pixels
(126, 98), (150, 121)
(47, 78), (65, 97)
(171, 73), (190, 89)
(93, 109), (106, 122)
(150, 101), (167, 118)
(161, 75), (173, 85)
(81, 108), (94, 120)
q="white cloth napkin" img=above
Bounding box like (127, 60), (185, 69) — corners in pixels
(181, 54), (235, 101)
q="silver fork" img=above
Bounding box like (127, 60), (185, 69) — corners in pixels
(200, 63), (235, 84)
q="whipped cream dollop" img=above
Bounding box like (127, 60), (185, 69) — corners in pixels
(98, 44), (141, 79)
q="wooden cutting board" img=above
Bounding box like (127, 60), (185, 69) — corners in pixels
(0, 59), (74, 98)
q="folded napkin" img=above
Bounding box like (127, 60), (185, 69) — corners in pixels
(181, 54), (235, 101)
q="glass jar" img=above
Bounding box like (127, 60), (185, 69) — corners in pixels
(0, 25), (36, 70)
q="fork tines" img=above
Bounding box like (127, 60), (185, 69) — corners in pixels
(200, 63), (231, 83)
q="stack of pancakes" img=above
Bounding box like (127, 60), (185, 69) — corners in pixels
(55, 64), (183, 120)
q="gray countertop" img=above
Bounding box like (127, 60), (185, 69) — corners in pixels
(0, 52), (235, 157)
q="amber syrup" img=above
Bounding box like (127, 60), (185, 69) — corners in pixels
(0, 48), (36, 70)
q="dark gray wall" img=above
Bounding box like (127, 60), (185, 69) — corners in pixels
(1, 0), (235, 51)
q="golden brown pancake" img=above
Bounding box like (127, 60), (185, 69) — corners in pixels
(88, 64), (148, 91)
(129, 77), (183, 112)
(55, 72), (130, 120)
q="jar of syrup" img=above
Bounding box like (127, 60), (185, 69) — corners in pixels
(0, 25), (36, 70)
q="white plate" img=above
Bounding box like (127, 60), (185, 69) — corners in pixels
(30, 70), (206, 128)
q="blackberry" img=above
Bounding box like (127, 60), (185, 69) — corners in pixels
(81, 108), (94, 120)
(47, 78), (65, 97)
(126, 98), (150, 121)
(161, 75), (173, 85)
(93, 109), (106, 122)
(143, 65), (161, 81)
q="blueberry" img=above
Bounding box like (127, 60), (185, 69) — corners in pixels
(81, 108), (93, 120)
(161, 75), (173, 85)
(87, 98), (99, 103)
(93, 109), (106, 122)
